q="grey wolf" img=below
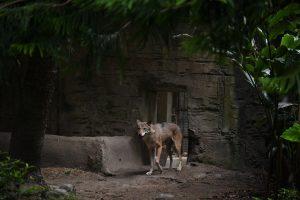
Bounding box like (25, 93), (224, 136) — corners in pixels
(136, 120), (183, 175)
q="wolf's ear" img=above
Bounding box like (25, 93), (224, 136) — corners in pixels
(147, 121), (152, 125)
(136, 119), (141, 124)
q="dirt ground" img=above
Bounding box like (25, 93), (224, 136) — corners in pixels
(42, 163), (266, 200)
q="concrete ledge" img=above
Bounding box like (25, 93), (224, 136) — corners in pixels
(164, 157), (187, 169)
(0, 132), (144, 174)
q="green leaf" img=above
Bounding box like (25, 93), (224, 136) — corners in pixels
(281, 123), (300, 143)
(245, 64), (254, 73)
(268, 3), (300, 27)
(175, 0), (187, 6)
(181, 37), (209, 55)
(281, 34), (300, 49)
(255, 57), (268, 71)
(218, 0), (234, 7)
(260, 46), (276, 58)
(259, 68), (300, 94)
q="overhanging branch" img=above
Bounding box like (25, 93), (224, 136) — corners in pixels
(0, 0), (25, 9)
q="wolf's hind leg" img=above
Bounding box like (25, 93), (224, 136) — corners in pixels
(172, 126), (183, 171)
(173, 137), (183, 171)
(166, 143), (173, 169)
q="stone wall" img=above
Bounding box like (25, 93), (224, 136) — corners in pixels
(0, 42), (267, 169)
(46, 42), (267, 169)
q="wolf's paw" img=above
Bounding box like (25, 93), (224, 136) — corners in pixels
(176, 166), (182, 171)
(176, 162), (182, 171)
(146, 171), (152, 176)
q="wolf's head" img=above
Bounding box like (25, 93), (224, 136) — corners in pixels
(136, 120), (154, 136)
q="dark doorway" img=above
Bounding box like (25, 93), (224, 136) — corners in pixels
(147, 90), (188, 154)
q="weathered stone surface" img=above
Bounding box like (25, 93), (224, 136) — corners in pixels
(0, 132), (144, 174)
(0, 132), (10, 151)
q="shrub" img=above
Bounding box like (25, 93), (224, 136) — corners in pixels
(276, 188), (300, 200)
(253, 188), (300, 200)
(0, 151), (46, 200)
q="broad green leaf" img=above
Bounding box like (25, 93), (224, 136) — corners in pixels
(281, 34), (300, 49)
(245, 64), (254, 73)
(281, 123), (300, 143)
(259, 65), (300, 94)
(255, 57), (268, 71)
(260, 77), (281, 93)
(260, 46), (276, 58)
(244, 56), (255, 65)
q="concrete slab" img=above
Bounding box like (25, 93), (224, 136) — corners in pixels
(164, 157), (187, 169)
(0, 132), (145, 175)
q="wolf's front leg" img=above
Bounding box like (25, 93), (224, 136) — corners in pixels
(146, 149), (155, 175)
(155, 145), (163, 173)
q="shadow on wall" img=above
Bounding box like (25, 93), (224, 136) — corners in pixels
(233, 68), (268, 168)
(0, 132), (10, 152)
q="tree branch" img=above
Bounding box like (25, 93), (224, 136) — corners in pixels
(51, 0), (72, 8)
(0, 0), (25, 9)
(0, 0), (72, 10)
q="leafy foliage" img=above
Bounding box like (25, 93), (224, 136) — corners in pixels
(0, 151), (44, 200)
(0, 0), (130, 81)
(276, 188), (300, 200)
(0, 151), (35, 187)
(178, 1), (300, 96)
(281, 123), (300, 143)
(256, 32), (300, 95)
(254, 188), (300, 200)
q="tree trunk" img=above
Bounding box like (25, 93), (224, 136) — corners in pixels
(9, 57), (57, 167)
